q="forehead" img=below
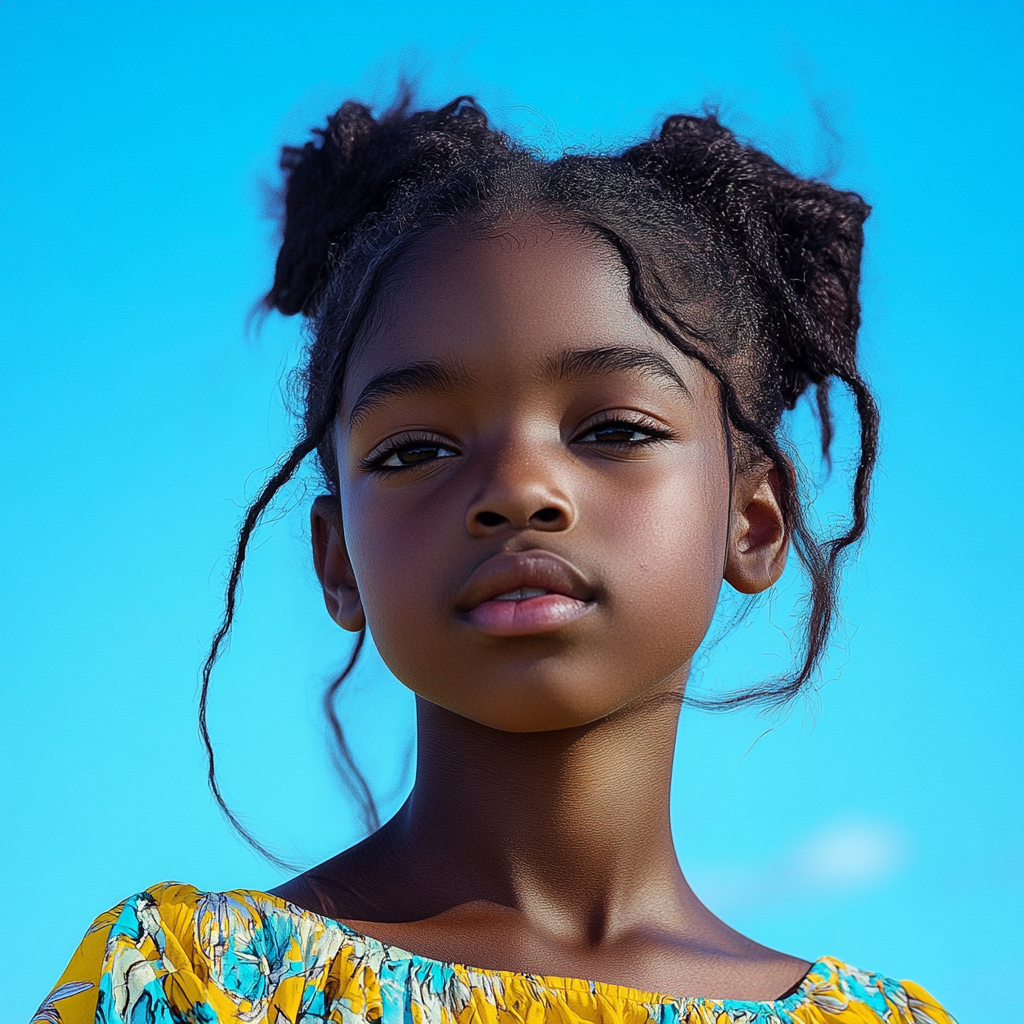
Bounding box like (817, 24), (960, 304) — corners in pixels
(343, 219), (689, 398)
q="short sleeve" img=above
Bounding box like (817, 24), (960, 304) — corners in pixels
(29, 882), (247, 1023)
(31, 900), (124, 1024)
(900, 978), (960, 1024)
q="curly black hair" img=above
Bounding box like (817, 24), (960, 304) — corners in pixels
(200, 92), (877, 863)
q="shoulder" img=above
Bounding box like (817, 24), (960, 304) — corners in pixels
(34, 881), (361, 1024)
(785, 956), (958, 1024)
(96, 879), (355, 966)
(32, 894), (129, 1024)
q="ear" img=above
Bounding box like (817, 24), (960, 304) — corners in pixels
(310, 495), (366, 632)
(724, 463), (789, 595)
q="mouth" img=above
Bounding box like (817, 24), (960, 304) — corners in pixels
(454, 550), (597, 637)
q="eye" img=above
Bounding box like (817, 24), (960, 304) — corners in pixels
(364, 436), (460, 471)
(380, 443), (457, 467)
(575, 418), (672, 446)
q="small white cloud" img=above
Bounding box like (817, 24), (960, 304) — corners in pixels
(687, 818), (907, 914)
(795, 820), (904, 887)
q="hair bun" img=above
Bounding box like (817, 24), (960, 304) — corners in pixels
(768, 178), (870, 405)
(265, 93), (497, 317)
(625, 114), (870, 407)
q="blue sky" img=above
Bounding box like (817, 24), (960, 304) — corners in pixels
(1, 2), (1021, 1019)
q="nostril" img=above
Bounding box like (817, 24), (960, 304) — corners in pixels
(476, 511), (507, 528)
(532, 507), (562, 524)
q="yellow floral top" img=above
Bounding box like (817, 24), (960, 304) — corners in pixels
(35, 882), (957, 1024)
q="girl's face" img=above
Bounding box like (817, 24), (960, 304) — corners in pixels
(317, 219), (783, 732)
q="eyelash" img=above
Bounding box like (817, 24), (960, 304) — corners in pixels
(360, 432), (460, 471)
(361, 416), (673, 473)
(575, 415), (674, 447)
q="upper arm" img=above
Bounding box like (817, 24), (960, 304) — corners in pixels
(901, 978), (960, 1024)
(31, 901), (123, 1024)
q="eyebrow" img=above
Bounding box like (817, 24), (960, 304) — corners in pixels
(543, 345), (692, 397)
(347, 345), (690, 428)
(348, 358), (473, 428)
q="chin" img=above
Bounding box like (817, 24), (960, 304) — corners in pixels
(456, 676), (653, 734)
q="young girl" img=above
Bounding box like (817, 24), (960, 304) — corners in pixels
(36, 95), (957, 1024)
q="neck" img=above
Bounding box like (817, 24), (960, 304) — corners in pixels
(384, 677), (693, 941)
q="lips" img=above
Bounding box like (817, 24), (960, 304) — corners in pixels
(454, 550), (597, 636)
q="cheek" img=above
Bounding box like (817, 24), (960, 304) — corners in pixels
(341, 482), (460, 641)
(587, 457), (728, 650)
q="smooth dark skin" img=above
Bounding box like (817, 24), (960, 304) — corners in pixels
(272, 219), (806, 1000)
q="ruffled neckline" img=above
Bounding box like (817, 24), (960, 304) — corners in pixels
(241, 886), (829, 1011)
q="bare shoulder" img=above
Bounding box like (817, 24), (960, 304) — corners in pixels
(267, 865), (352, 920)
(265, 835), (409, 923)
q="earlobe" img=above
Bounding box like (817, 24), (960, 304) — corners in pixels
(310, 495), (366, 632)
(723, 465), (789, 595)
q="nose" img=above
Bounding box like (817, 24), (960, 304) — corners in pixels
(465, 457), (576, 537)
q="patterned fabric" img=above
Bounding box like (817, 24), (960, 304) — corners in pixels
(36, 882), (957, 1024)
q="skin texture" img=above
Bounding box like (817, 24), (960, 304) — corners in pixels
(272, 219), (804, 1000)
